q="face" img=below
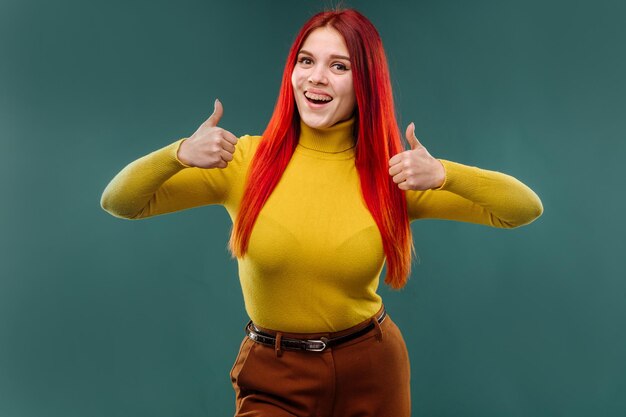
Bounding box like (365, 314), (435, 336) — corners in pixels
(291, 26), (356, 129)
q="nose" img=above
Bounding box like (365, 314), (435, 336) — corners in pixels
(308, 64), (328, 85)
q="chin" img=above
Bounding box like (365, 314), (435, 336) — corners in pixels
(303, 119), (331, 129)
(299, 114), (331, 129)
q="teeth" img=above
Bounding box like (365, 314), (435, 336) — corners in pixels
(305, 92), (332, 101)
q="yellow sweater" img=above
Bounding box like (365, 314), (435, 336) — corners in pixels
(100, 116), (543, 332)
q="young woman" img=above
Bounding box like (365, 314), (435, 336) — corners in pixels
(101, 8), (543, 417)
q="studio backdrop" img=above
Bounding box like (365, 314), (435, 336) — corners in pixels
(1, 0), (624, 416)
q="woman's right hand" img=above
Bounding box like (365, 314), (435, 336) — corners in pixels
(177, 99), (238, 169)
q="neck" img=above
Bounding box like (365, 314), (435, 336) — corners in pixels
(298, 116), (356, 153)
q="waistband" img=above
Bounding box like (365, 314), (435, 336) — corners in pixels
(249, 303), (386, 340)
(246, 304), (387, 353)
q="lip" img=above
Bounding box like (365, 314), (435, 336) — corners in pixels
(305, 88), (333, 98)
(303, 89), (333, 109)
(303, 93), (332, 109)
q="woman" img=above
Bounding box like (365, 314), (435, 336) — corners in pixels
(101, 8), (543, 417)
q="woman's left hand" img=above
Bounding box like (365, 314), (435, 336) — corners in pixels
(388, 122), (446, 191)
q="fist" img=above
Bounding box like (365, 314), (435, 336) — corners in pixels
(177, 99), (239, 169)
(388, 122), (446, 191)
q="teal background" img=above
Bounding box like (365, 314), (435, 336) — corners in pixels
(1, 0), (625, 416)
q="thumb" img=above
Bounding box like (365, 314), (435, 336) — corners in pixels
(205, 98), (223, 127)
(405, 122), (423, 150)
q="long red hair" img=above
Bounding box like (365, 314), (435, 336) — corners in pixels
(228, 8), (414, 289)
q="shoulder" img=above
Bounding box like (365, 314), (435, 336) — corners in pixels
(238, 134), (263, 147)
(236, 134), (263, 157)
(228, 134), (263, 168)
(237, 134), (263, 149)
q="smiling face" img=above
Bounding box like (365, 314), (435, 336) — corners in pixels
(291, 26), (356, 129)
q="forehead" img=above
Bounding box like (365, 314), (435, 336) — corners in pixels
(299, 26), (349, 57)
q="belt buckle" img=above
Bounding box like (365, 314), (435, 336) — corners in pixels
(305, 337), (328, 352)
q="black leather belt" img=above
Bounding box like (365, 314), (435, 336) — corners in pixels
(245, 307), (387, 352)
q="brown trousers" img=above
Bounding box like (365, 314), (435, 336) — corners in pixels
(230, 304), (411, 417)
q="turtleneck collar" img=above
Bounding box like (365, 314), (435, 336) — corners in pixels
(298, 116), (356, 154)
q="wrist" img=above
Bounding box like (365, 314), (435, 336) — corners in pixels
(432, 159), (446, 189)
(175, 139), (194, 167)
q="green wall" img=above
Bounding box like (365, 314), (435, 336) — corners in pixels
(1, 0), (624, 416)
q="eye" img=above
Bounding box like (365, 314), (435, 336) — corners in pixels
(298, 57), (313, 65)
(332, 62), (349, 71)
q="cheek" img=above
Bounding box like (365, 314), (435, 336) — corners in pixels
(338, 78), (355, 104)
(291, 69), (305, 89)
(291, 71), (297, 90)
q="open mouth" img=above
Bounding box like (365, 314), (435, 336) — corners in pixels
(304, 91), (333, 105)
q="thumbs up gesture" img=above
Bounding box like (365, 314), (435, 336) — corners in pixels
(388, 122), (446, 191)
(177, 99), (239, 169)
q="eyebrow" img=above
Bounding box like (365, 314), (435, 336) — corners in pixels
(298, 49), (351, 61)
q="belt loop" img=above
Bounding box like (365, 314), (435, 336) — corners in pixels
(372, 317), (383, 342)
(275, 332), (283, 357)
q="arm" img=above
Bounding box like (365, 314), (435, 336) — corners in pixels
(100, 138), (241, 219)
(100, 99), (255, 219)
(406, 159), (543, 227)
(390, 122), (543, 228)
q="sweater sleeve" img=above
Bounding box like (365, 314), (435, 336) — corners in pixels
(406, 159), (543, 228)
(100, 135), (255, 220)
